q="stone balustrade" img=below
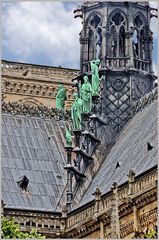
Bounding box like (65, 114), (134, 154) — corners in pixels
(134, 58), (150, 72)
(1, 60), (79, 78)
(4, 210), (62, 236)
(66, 168), (157, 230)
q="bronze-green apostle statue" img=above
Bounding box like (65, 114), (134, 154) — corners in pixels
(81, 76), (92, 113)
(65, 126), (72, 147)
(56, 84), (67, 111)
(90, 59), (103, 96)
(71, 93), (83, 130)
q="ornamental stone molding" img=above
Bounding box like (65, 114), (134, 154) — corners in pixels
(132, 87), (158, 114)
(1, 60), (79, 109)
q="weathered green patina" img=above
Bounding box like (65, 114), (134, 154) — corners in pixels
(56, 84), (67, 111)
(81, 76), (92, 113)
(90, 59), (103, 96)
(71, 93), (83, 130)
(65, 126), (72, 147)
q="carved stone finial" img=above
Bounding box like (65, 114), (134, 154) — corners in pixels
(92, 187), (102, 201)
(62, 205), (68, 218)
(127, 169), (135, 183)
(111, 182), (118, 193)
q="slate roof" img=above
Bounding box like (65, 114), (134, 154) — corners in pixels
(79, 100), (158, 207)
(1, 114), (68, 212)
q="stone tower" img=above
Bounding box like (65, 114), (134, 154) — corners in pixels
(74, 1), (156, 132)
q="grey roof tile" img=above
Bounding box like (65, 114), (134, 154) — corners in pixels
(2, 114), (68, 212)
(79, 101), (158, 207)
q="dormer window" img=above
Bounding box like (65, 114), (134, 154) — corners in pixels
(17, 175), (29, 191)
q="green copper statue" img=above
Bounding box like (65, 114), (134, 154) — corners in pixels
(90, 59), (103, 96)
(65, 126), (72, 147)
(81, 76), (92, 113)
(71, 92), (83, 130)
(56, 84), (67, 111)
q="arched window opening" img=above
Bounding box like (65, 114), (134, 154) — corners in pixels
(132, 29), (139, 58)
(133, 14), (147, 62)
(90, 15), (101, 28)
(95, 28), (102, 58)
(88, 29), (94, 61)
(87, 13), (102, 61)
(134, 15), (143, 28)
(119, 26), (125, 57)
(107, 11), (126, 58)
(140, 29), (145, 60)
(112, 12), (124, 26)
(110, 26), (117, 57)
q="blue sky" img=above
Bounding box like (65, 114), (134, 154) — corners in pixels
(2, 1), (158, 73)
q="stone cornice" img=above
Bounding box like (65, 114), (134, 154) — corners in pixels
(2, 102), (71, 120)
(132, 87), (158, 114)
(2, 60), (79, 77)
(2, 78), (75, 100)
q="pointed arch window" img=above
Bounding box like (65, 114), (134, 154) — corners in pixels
(107, 11), (126, 57)
(133, 14), (147, 60)
(87, 14), (102, 60)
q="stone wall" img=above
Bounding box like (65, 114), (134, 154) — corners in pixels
(1, 60), (79, 110)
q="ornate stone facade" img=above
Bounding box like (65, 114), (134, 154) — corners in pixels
(76, 1), (157, 132)
(1, 60), (79, 110)
(1, 1), (158, 239)
(2, 167), (157, 238)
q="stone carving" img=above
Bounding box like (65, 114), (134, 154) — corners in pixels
(1, 102), (71, 120)
(56, 84), (67, 111)
(2, 60), (79, 77)
(112, 78), (125, 91)
(71, 93), (83, 130)
(90, 59), (103, 96)
(132, 87), (157, 114)
(65, 126), (72, 147)
(81, 76), (92, 113)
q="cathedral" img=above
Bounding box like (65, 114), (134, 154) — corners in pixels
(1, 1), (158, 239)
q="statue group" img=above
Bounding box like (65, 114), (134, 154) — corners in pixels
(55, 59), (103, 131)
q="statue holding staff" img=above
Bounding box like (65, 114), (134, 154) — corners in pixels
(81, 75), (92, 113)
(65, 125), (72, 147)
(56, 84), (67, 111)
(90, 59), (103, 96)
(71, 93), (83, 130)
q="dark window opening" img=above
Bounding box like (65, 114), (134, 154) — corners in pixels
(147, 142), (153, 151)
(17, 175), (29, 191)
(90, 15), (101, 28)
(134, 15), (142, 28)
(112, 13), (124, 26)
(26, 221), (31, 226)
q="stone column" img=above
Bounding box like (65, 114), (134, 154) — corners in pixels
(133, 205), (140, 232)
(60, 205), (68, 232)
(111, 182), (120, 239)
(65, 146), (73, 211)
(100, 221), (104, 239)
(127, 169), (135, 195)
(129, 28), (135, 68)
(92, 187), (102, 214)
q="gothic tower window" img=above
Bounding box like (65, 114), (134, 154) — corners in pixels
(107, 10), (127, 58)
(133, 13), (147, 61)
(87, 13), (102, 61)
(132, 29), (139, 58)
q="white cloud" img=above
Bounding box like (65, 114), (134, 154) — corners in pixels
(153, 62), (157, 76)
(149, 1), (158, 9)
(2, 2), (82, 68)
